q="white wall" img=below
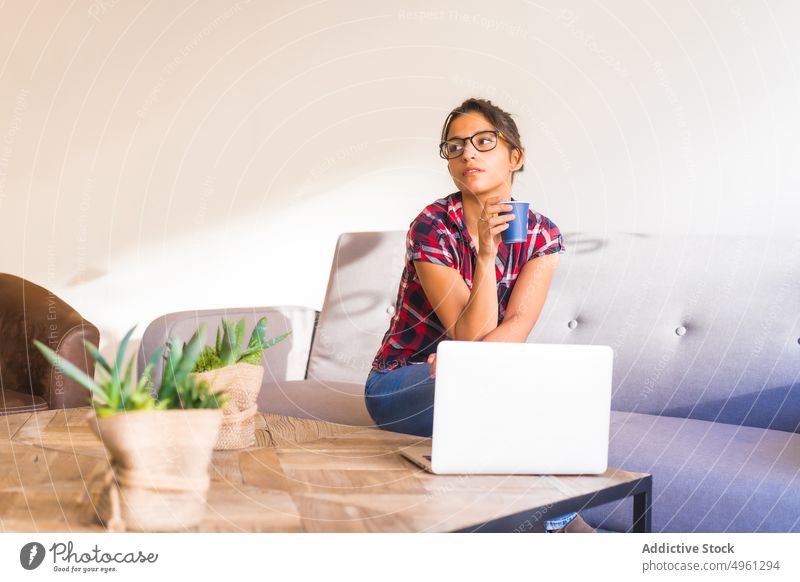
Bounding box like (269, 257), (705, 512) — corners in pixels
(1, 0), (798, 358)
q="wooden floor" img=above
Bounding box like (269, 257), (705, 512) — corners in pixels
(0, 408), (648, 532)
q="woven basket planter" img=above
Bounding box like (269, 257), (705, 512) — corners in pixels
(89, 408), (222, 532)
(191, 363), (265, 450)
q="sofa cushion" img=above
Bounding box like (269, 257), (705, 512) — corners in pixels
(305, 231), (406, 385)
(582, 410), (800, 532)
(256, 379), (372, 427)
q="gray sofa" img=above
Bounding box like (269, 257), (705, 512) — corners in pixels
(140, 231), (800, 533)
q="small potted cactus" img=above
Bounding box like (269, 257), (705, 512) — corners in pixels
(191, 316), (290, 449)
(33, 325), (225, 532)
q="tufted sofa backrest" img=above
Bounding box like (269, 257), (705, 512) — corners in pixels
(530, 233), (800, 433)
(308, 231), (800, 433)
(306, 231), (407, 385)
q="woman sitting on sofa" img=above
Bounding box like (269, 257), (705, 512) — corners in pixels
(364, 97), (592, 533)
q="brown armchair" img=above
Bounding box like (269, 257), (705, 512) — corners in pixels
(0, 273), (100, 415)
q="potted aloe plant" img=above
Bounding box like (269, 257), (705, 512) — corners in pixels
(190, 316), (290, 450)
(33, 324), (225, 532)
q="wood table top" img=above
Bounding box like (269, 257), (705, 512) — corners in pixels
(0, 407), (649, 532)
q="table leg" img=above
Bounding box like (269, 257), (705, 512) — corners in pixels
(631, 476), (652, 533)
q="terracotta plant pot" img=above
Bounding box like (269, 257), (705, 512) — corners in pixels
(89, 408), (222, 532)
(191, 363), (265, 450)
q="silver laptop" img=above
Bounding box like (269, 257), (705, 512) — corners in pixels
(400, 340), (613, 475)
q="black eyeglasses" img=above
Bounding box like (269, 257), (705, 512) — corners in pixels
(439, 130), (506, 159)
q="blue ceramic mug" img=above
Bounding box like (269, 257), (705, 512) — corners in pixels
(500, 201), (529, 244)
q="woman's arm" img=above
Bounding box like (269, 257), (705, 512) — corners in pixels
(482, 252), (560, 343)
(416, 250), (560, 345)
(414, 252), (499, 341)
(425, 252), (560, 377)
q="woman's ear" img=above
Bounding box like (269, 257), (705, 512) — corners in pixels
(511, 148), (525, 173)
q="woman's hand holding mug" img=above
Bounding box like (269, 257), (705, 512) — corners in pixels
(478, 195), (515, 259)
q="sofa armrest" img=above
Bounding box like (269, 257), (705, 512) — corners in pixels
(0, 273), (100, 412)
(138, 305), (319, 385)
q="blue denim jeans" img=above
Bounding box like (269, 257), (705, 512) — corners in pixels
(364, 364), (579, 532)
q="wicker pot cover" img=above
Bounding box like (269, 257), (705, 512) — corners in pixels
(191, 363), (264, 450)
(89, 408), (222, 532)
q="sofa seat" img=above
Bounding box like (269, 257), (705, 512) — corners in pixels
(582, 410), (800, 532)
(256, 379), (373, 427)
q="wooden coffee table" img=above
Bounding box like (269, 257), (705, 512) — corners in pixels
(0, 408), (651, 532)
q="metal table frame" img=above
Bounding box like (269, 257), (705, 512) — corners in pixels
(454, 474), (652, 533)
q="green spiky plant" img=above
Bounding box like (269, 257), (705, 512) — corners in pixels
(33, 324), (224, 417)
(193, 316), (291, 373)
(160, 324), (225, 409)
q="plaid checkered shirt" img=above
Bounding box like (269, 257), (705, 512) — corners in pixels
(370, 191), (565, 373)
